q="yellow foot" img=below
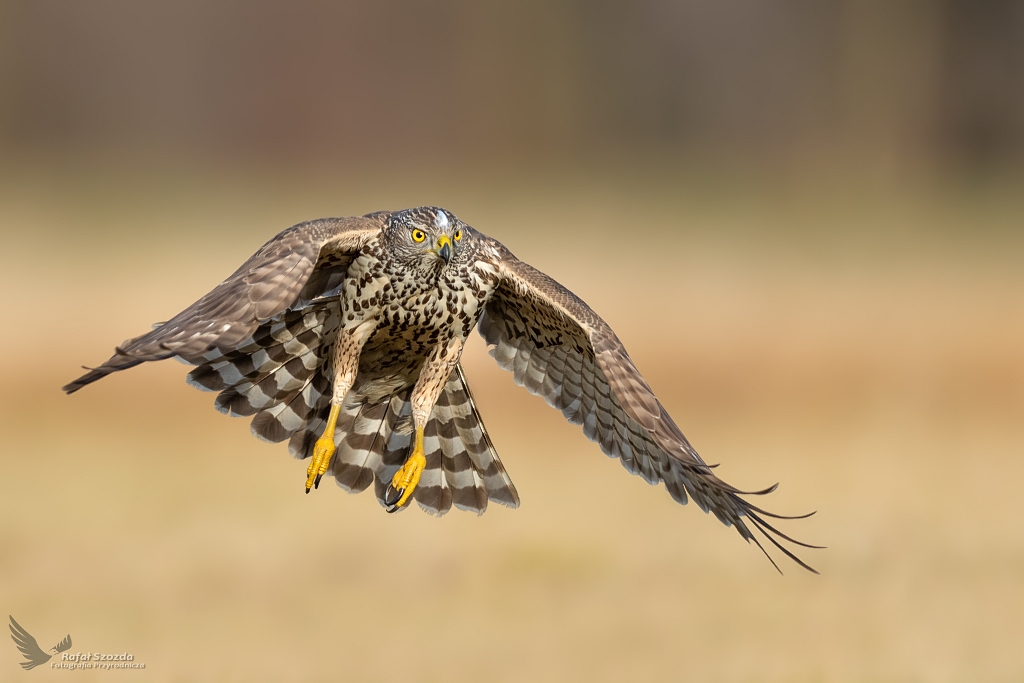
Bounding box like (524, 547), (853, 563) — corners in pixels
(384, 427), (426, 512)
(305, 435), (337, 493)
(305, 404), (341, 493)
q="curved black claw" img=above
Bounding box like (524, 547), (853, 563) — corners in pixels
(305, 486), (311, 494)
(314, 473), (324, 490)
(384, 484), (404, 513)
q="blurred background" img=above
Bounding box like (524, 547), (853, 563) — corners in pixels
(1, 1), (1022, 681)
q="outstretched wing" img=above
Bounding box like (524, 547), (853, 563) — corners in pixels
(63, 213), (386, 393)
(9, 616), (51, 669)
(52, 634), (72, 653)
(478, 241), (819, 572)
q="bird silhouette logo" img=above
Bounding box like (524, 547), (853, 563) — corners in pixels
(9, 616), (72, 670)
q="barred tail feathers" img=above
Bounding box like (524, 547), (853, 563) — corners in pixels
(373, 393), (416, 508)
(448, 365), (519, 508)
(184, 311), (516, 516)
(410, 365), (519, 515)
(331, 398), (393, 493)
(371, 365), (519, 516)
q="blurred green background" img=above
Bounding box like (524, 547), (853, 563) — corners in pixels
(1, 2), (1022, 681)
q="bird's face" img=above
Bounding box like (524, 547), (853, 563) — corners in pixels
(386, 207), (473, 271)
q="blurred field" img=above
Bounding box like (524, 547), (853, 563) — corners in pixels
(1, 165), (1023, 682)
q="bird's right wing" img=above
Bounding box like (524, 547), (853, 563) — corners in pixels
(9, 616), (50, 669)
(63, 213), (387, 393)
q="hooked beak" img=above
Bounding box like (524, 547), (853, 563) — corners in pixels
(435, 235), (452, 264)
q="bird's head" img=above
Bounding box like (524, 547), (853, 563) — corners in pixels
(385, 207), (473, 270)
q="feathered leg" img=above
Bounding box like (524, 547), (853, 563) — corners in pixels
(384, 337), (464, 511)
(305, 319), (376, 492)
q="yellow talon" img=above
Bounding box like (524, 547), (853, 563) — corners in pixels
(305, 404), (341, 493)
(385, 427), (426, 512)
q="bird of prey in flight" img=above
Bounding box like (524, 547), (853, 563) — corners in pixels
(9, 616), (72, 670)
(65, 207), (818, 572)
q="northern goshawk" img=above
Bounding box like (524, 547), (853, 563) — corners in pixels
(64, 207), (818, 572)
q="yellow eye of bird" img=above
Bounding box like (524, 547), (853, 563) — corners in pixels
(411, 229), (426, 243)
(453, 229), (462, 242)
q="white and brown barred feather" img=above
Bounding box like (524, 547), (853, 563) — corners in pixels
(180, 299), (517, 516)
(479, 241), (819, 573)
(178, 253), (499, 520)
(363, 369), (517, 515)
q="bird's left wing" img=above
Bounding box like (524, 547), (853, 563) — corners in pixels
(64, 214), (385, 393)
(478, 241), (819, 572)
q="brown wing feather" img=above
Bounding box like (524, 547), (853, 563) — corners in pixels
(479, 241), (819, 573)
(63, 214), (385, 393)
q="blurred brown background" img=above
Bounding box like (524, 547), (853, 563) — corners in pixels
(1, 2), (1023, 681)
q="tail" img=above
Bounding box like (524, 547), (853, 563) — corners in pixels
(387, 365), (519, 515)
(301, 364), (520, 515)
(184, 304), (517, 514)
(436, 365), (519, 511)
